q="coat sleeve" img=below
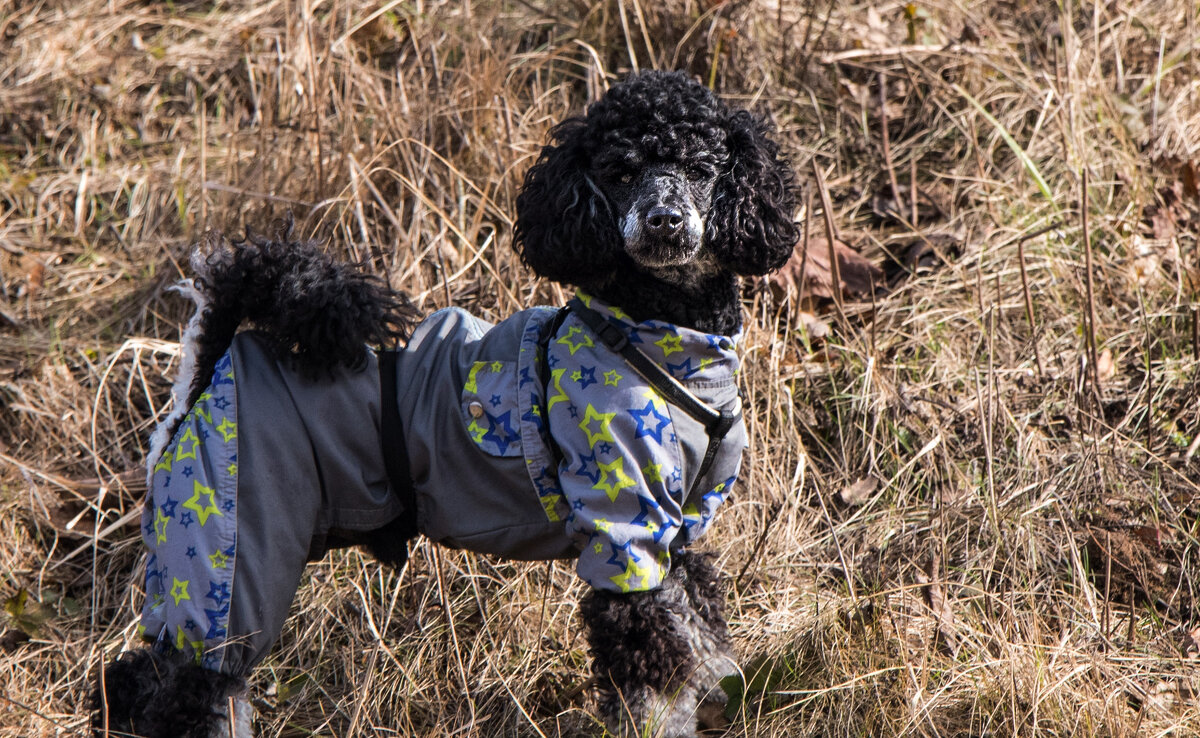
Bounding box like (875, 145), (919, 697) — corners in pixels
(545, 321), (688, 592)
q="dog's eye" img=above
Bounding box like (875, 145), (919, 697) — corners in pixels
(686, 168), (707, 182)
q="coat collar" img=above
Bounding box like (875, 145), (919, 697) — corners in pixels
(575, 292), (740, 383)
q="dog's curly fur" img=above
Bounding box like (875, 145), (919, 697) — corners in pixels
(582, 551), (736, 735)
(186, 218), (417, 401)
(516, 70), (797, 336)
(516, 71), (795, 735)
(144, 219), (419, 479)
(92, 649), (245, 738)
(98, 71), (795, 738)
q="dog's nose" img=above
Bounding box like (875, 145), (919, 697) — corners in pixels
(645, 206), (683, 235)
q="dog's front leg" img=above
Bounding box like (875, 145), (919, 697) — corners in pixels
(580, 555), (737, 738)
(672, 551), (738, 733)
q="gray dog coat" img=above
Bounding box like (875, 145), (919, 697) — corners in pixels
(138, 294), (746, 675)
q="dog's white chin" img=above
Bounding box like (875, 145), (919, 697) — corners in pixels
(626, 245), (701, 269)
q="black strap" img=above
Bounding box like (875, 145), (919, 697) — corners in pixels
(565, 298), (738, 494)
(378, 350), (419, 539)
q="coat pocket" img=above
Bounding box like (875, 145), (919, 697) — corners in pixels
(461, 360), (523, 457)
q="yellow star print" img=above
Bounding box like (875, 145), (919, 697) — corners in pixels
(183, 482), (223, 526)
(170, 577), (190, 606)
(608, 305), (630, 321)
(655, 333), (683, 357)
(154, 507), (170, 544)
(594, 518), (614, 533)
(174, 427), (200, 462)
(603, 369), (622, 386)
(174, 626), (204, 662)
(578, 404), (616, 447)
(547, 368), (568, 409)
(464, 361), (487, 393)
(593, 457), (635, 502)
(227, 463), (238, 476)
(540, 494), (564, 522)
(610, 567), (634, 593)
(609, 559), (657, 593)
(642, 461), (664, 484)
(153, 448), (172, 474)
(641, 387), (666, 409)
(557, 325), (595, 355)
(193, 404), (212, 425)
(491, 361), (503, 372)
(215, 417), (237, 443)
(209, 549), (230, 569)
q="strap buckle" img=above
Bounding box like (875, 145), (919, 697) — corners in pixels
(593, 319), (629, 352)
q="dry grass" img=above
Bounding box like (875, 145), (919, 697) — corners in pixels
(2, 0), (1200, 735)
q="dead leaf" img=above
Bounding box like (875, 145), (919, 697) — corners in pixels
(796, 311), (831, 340)
(1150, 209), (1177, 242)
(1130, 252), (1160, 287)
(1096, 348), (1115, 384)
(914, 555), (960, 657)
(1129, 525), (1165, 549)
(1183, 161), (1199, 200)
(3, 589), (54, 637)
(771, 235), (883, 303)
(863, 6), (892, 48)
(1181, 626), (1200, 656)
(0, 628), (30, 654)
(837, 476), (878, 507)
(25, 260), (44, 298)
(350, 13), (404, 55)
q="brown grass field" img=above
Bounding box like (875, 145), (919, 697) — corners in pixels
(3, 0), (1200, 735)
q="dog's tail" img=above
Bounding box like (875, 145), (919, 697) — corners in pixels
(146, 219), (417, 478)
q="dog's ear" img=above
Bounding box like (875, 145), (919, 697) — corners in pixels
(706, 110), (799, 276)
(514, 119), (622, 285)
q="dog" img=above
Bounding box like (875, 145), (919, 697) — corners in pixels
(94, 70), (797, 738)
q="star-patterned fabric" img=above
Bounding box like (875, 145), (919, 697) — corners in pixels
(139, 352), (238, 670)
(507, 293), (745, 593)
(127, 294), (746, 678)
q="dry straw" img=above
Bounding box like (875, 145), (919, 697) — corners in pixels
(2, 0), (1199, 736)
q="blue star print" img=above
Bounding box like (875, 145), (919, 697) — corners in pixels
(574, 365), (597, 388)
(207, 581), (230, 605)
(606, 540), (642, 567)
(630, 400), (672, 443)
(482, 410), (518, 454)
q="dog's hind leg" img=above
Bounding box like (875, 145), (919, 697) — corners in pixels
(581, 553), (737, 737)
(93, 648), (252, 738)
(97, 331), (406, 737)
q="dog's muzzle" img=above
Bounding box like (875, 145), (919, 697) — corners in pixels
(621, 174), (705, 267)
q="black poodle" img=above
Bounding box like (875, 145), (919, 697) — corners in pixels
(94, 70), (797, 738)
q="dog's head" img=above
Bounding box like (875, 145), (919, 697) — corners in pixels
(514, 71), (797, 289)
